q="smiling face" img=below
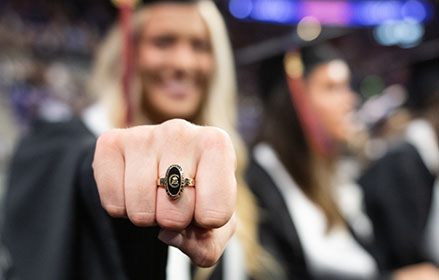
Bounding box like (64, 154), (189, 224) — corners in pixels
(137, 3), (214, 124)
(306, 60), (357, 142)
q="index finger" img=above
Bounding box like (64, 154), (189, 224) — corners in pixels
(194, 127), (237, 228)
(92, 129), (127, 217)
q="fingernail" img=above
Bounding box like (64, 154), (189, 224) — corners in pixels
(158, 230), (184, 248)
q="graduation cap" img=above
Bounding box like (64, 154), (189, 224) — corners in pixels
(257, 42), (344, 157)
(258, 43), (343, 99)
(300, 44), (344, 78)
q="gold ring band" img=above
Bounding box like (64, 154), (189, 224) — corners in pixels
(157, 164), (195, 200)
(156, 177), (195, 187)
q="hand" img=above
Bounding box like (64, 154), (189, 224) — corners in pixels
(92, 119), (237, 267)
(393, 263), (439, 280)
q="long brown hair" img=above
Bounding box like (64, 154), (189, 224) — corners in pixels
(258, 52), (345, 230)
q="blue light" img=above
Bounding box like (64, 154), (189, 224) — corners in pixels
(374, 22), (398, 46)
(352, 1), (377, 25)
(373, 19), (424, 48)
(397, 20), (424, 48)
(229, 0), (253, 19)
(250, 0), (297, 23)
(354, 1), (402, 26)
(229, 0), (432, 27)
(402, 0), (427, 22)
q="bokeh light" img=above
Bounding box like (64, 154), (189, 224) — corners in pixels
(251, 0), (297, 23)
(229, 0), (253, 19)
(360, 75), (386, 98)
(402, 0), (428, 22)
(297, 16), (322, 41)
(229, 0), (432, 26)
(373, 19), (424, 48)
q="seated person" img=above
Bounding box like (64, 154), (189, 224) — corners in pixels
(359, 57), (439, 272)
(247, 44), (439, 280)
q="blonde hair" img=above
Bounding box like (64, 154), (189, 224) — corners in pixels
(87, 1), (277, 279)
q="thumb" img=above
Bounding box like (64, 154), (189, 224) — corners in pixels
(158, 214), (237, 267)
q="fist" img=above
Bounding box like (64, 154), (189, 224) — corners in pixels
(92, 119), (237, 267)
(393, 263), (439, 280)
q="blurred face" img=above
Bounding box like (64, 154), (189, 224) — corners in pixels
(306, 60), (356, 142)
(137, 3), (214, 123)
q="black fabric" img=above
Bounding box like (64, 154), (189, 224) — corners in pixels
(246, 157), (311, 280)
(2, 118), (167, 280)
(406, 57), (439, 109)
(359, 142), (436, 271)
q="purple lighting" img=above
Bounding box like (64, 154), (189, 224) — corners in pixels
(300, 1), (352, 26)
(229, 0), (432, 27)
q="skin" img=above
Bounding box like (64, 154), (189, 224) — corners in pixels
(305, 60), (357, 143)
(93, 4), (235, 267)
(393, 263), (439, 280)
(137, 3), (214, 123)
(93, 119), (237, 267)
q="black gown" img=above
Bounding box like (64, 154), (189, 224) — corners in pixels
(1, 118), (168, 280)
(359, 142), (436, 270)
(245, 157), (310, 280)
(246, 155), (393, 280)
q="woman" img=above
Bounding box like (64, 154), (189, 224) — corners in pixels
(88, 1), (277, 279)
(247, 44), (439, 280)
(359, 57), (439, 273)
(3, 1), (273, 279)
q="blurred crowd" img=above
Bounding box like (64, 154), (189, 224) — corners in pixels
(0, 0), (115, 124)
(0, 0), (116, 195)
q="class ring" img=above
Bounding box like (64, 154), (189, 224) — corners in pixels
(157, 164), (195, 200)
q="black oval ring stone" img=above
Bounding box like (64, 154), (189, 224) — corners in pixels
(165, 165), (184, 199)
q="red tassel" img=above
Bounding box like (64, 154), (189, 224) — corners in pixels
(119, 2), (134, 126)
(286, 67), (336, 158)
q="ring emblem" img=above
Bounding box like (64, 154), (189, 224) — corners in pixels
(157, 164), (195, 200)
(169, 174), (180, 189)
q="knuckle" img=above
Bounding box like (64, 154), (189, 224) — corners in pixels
(96, 129), (121, 151)
(93, 129), (123, 173)
(160, 119), (192, 137)
(196, 209), (231, 229)
(158, 218), (187, 230)
(157, 211), (191, 230)
(103, 204), (126, 218)
(126, 128), (152, 150)
(201, 127), (233, 151)
(128, 212), (155, 227)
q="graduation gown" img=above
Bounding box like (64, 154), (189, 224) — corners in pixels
(359, 142), (437, 270)
(246, 144), (392, 280)
(246, 157), (310, 280)
(1, 118), (168, 280)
